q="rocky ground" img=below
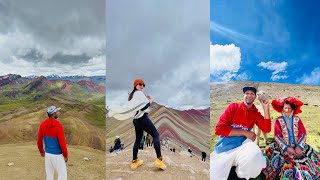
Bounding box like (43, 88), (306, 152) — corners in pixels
(106, 147), (209, 180)
(0, 142), (106, 180)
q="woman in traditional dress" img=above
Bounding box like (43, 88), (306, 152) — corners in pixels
(263, 97), (320, 179)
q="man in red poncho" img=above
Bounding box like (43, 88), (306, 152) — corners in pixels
(210, 87), (271, 180)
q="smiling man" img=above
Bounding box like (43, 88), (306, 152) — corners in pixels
(210, 86), (271, 180)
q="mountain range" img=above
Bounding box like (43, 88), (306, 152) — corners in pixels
(106, 102), (210, 156)
(0, 74), (106, 150)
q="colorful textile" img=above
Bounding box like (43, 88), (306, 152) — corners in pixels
(263, 142), (320, 180)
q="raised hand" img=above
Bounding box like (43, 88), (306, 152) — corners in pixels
(147, 95), (153, 103)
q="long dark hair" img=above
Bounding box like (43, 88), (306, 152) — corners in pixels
(128, 88), (137, 101)
(284, 100), (296, 111)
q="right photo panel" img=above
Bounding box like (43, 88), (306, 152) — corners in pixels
(210, 1), (320, 180)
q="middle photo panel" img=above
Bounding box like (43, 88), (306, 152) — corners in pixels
(106, 1), (210, 179)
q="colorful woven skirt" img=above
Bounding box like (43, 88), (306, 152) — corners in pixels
(263, 142), (320, 180)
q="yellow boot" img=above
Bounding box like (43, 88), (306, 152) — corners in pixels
(130, 159), (143, 170)
(154, 158), (167, 170)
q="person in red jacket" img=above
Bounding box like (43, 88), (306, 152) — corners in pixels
(37, 106), (68, 180)
(210, 86), (271, 180)
(263, 97), (320, 180)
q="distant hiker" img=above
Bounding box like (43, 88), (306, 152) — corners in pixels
(37, 106), (68, 180)
(262, 97), (320, 179)
(173, 148), (175, 153)
(113, 135), (122, 153)
(107, 78), (167, 170)
(165, 137), (169, 149)
(201, 151), (206, 162)
(211, 86), (271, 180)
(139, 135), (145, 150)
(109, 146), (114, 153)
(146, 134), (151, 147)
(188, 147), (193, 157)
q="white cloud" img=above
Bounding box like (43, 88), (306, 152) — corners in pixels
(106, 0), (209, 109)
(210, 22), (268, 45)
(236, 72), (250, 81)
(210, 43), (242, 81)
(257, 61), (288, 81)
(0, 55), (105, 77)
(150, 60), (209, 110)
(107, 59), (210, 110)
(210, 43), (241, 73)
(297, 67), (320, 85)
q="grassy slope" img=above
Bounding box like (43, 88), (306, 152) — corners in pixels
(210, 82), (320, 153)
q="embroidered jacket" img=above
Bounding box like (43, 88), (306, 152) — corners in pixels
(274, 115), (307, 152)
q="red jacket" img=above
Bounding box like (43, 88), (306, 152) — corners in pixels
(215, 102), (271, 136)
(37, 118), (68, 158)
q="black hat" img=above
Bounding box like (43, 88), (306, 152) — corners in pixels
(243, 86), (257, 94)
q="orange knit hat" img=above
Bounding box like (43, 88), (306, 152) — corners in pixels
(134, 78), (144, 87)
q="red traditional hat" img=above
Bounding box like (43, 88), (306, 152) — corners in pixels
(271, 96), (303, 115)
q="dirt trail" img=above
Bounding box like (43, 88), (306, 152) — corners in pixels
(106, 147), (209, 180)
(0, 142), (105, 180)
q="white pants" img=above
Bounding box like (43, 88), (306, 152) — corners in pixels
(45, 153), (67, 180)
(210, 139), (266, 180)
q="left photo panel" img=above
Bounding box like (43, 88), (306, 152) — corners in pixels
(0, 1), (106, 179)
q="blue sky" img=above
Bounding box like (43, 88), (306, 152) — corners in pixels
(210, 0), (320, 85)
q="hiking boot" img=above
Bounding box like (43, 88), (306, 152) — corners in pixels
(154, 158), (167, 170)
(130, 159), (143, 170)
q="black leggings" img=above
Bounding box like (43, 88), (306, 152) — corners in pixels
(133, 113), (161, 160)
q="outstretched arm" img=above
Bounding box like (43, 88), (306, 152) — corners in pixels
(107, 91), (149, 120)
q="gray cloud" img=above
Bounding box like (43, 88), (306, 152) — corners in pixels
(0, 0), (105, 76)
(106, 1), (209, 109)
(48, 53), (91, 65)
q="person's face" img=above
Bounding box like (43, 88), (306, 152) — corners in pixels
(283, 103), (293, 116)
(53, 111), (60, 119)
(243, 90), (256, 105)
(135, 83), (145, 91)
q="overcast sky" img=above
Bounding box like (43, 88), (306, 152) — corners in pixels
(106, 1), (209, 110)
(0, 0), (105, 76)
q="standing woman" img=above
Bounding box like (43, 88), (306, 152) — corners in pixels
(263, 97), (320, 179)
(108, 78), (167, 170)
